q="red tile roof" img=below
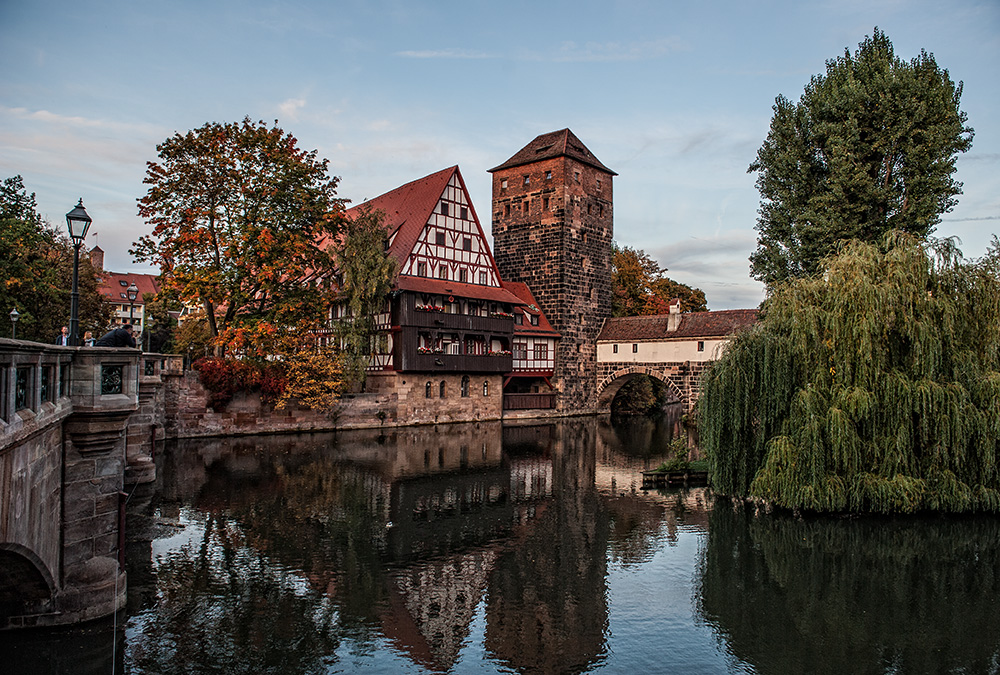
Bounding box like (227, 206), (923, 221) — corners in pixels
(597, 309), (758, 341)
(344, 166), (458, 270)
(397, 275), (525, 305)
(501, 281), (560, 337)
(489, 128), (616, 175)
(97, 271), (159, 304)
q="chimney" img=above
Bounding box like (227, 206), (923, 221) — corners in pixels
(89, 245), (104, 272)
(666, 298), (682, 332)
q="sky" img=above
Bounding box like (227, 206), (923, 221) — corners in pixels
(1, 0), (997, 310)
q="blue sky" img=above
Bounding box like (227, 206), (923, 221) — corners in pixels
(2, 0), (997, 309)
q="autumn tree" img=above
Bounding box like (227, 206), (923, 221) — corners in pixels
(133, 118), (344, 356)
(701, 234), (1000, 513)
(1, 175), (111, 341)
(749, 29), (974, 286)
(612, 244), (707, 316)
(332, 206), (398, 384)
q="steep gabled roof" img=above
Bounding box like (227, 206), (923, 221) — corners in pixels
(345, 166), (457, 269)
(98, 271), (160, 305)
(488, 128), (617, 175)
(597, 309), (759, 341)
(501, 281), (559, 338)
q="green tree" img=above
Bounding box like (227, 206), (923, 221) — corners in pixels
(748, 29), (974, 286)
(0, 175), (111, 342)
(701, 234), (1000, 513)
(612, 244), (707, 316)
(133, 118), (344, 356)
(333, 206), (398, 384)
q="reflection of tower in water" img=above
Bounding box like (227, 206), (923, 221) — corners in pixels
(485, 420), (610, 674)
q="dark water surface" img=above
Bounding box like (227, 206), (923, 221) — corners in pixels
(6, 412), (1000, 674)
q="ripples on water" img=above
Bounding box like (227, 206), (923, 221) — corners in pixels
(5, 412), (1000, 674)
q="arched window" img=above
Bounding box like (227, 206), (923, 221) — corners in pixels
(439, 380), (446, 398)
(425, 381), (432, 398)
(482, 380), (490, 397)
(461, 376), (470, 397)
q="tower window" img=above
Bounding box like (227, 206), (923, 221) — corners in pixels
(697, 341), (705, 352)
(501, 179), (508, 190)
(504, 204), (510, 217)
(596, 179), (602, 191)
(613, 344), (618, 354)
(632, 344), (638, 353)
(522, 201), (528, 214)
(523, 175), (530, 185)
(574, 171), (580, 183)
(543, 197), (549, 211)
(545, 171), (552, 180)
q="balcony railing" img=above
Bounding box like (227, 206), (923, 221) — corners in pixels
(400, 351), (513, 373)
(400, 307), (514, 335)
(503, 393), (557, 410)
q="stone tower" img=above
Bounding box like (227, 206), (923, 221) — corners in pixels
(489, 129), (615, 412)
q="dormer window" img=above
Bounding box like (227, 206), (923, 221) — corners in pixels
(530, 314), (539, 326)
(119, 280), (128, 286)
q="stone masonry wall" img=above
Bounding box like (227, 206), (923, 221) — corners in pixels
(492, 155), (613, 413)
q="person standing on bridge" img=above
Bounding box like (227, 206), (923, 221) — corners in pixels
(55, 326), (69, 345)
(94, 324), (137, 348)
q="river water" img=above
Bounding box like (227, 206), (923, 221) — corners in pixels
(6, 412), (1000, 674)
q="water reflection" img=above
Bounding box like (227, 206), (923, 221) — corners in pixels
(699, 503), (1000, 674)
(6, 416), (997, 674)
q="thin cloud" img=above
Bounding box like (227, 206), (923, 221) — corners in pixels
(396, 48), (492, 59)
(278, 97), (306, 122)
(942, 215), (1000, 222)
(546, 37), (687, 63)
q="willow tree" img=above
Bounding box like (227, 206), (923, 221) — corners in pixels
(749, 29), (974, 287)
(701, 234), (1000, 513)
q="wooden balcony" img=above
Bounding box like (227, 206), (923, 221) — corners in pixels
(503, 393), (557, 410)
(400, 308), (513, 335)
(398, 351), (513, 373)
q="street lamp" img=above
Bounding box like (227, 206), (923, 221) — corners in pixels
(9, 307), (19, 340)
(65, 199), (92, 347)
(127, 282), (138, 324)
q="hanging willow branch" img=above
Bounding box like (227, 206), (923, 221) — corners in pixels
(701, 233), (1000, 513)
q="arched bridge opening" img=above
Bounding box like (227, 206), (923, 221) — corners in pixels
(0, 544), (56, 618)
(596, 367), (686, 414)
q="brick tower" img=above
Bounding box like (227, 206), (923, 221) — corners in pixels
(490, 129), (615, 412)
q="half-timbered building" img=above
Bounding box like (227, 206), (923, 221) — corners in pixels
(336, 166), (559, 424)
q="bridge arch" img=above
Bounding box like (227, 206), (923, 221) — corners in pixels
(0, 543), (56, 616)
(596, 366), (685, 413)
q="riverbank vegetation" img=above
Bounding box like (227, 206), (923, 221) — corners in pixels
(701, 235), (1000, 513)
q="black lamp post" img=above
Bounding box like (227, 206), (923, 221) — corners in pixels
(127, 282), (138, 324)
(9, 307), (19, 340)
(65, 199), (92, 347)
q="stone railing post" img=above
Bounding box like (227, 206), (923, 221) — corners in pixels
(59, 346), (139, 623)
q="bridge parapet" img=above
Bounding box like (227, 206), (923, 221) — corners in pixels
(1, 339), (144, 628)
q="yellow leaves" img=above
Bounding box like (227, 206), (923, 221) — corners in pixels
(275, 347), (345, 414)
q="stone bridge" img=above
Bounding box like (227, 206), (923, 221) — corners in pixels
(0, 340), (167, 629)
(594, 361), (711, 414)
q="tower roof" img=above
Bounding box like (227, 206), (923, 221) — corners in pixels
(488, 129), (616, 175)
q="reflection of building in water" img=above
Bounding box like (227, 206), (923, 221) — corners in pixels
(486, 420), (610, 675)
(382, 548), (499, 672)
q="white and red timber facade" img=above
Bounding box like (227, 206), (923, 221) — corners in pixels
(326, 130), (755, 424)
